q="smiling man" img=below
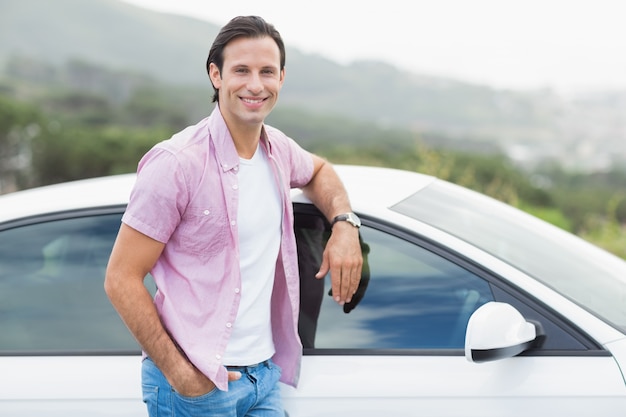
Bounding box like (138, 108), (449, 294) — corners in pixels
(105, 16), (362, 417)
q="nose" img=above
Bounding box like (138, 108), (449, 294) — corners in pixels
(247, 72), (263, 94)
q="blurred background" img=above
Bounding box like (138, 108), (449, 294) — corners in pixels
(1, 0), (625, 257)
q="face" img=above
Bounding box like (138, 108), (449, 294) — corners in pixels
(209, 36), (285, 129)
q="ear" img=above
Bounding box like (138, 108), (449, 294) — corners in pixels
(279, 67), (285, 89)
(208, 62), (222, 89)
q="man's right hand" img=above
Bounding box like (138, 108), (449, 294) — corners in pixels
(173, 364), (241, 397)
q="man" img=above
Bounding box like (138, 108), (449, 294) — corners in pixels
(104, 15), (362, 416)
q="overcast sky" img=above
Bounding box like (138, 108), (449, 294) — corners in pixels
(122, 0), (626, 93)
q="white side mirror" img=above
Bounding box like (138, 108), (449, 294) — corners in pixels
(465, 302), (541, 363)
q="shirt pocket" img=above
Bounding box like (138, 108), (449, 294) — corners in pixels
(176, 205), (231, 257)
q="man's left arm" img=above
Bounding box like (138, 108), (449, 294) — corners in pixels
(301, 155), (363, 305)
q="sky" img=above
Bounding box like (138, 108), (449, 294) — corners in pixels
(121, 0), (626, 93)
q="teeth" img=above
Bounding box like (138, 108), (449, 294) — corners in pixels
(242, 98), (263, 103)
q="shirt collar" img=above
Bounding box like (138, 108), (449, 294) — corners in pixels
(207, 105), (273, 172)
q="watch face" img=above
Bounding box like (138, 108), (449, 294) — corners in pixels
(346, 213), (361, 227)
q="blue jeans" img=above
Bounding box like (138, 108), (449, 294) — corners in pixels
(141, 357), (284, 417)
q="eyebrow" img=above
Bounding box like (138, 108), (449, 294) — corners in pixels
(230, 62), (279, 71)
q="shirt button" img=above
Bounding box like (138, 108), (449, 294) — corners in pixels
(232, 184), (238, 190)
(231, 220), (236, 226)
(203, 210), (210, 215)
(226, 322), (232, 328)
(216, 354), (222, 360)
(234, 288), (240, 294)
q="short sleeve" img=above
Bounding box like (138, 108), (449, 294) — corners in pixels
(286, 138), (314, 189)
(122, 146), (190, 243)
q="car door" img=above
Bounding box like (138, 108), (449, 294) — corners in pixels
(284, 207), (626, 417)
(0, 209), (146, 417)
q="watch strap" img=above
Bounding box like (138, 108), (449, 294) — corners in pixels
(331, 212), (360, 228)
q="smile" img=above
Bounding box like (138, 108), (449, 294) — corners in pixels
(242, 97), (265, 104)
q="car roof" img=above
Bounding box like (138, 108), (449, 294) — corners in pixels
(0, 174), (137, 223)
(290, 165), (435, 207)
(0, 165), (436, 223)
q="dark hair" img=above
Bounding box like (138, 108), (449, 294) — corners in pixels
(206, 16), (286, 103)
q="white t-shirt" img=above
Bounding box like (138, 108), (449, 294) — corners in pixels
(223, 144), (282, 365)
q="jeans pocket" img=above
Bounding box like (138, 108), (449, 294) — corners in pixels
(172, 386), (237, 416)
(270, 360), (283, 382)
(173, 385), (220, 402)
(141, 384), (159, 417)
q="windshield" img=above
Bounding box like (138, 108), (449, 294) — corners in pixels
(392, 180), (626, 333)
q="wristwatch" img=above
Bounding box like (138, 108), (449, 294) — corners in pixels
(331, 212), (361, 228)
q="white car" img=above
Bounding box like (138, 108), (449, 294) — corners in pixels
(1, 165), (625, 416)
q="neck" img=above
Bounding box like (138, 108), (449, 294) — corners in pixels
(230, 124), (263, 159)
(218, 110), (263, 159)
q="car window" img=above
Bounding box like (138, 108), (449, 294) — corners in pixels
(393, 181), (626, 335)
(0, 212), (152, 354)
(295, 212), (494, 350)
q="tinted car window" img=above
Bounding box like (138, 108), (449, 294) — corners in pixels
(0, 212), (145, 353)
(392, 181), (626, 334)
(296, 212), (494, 350)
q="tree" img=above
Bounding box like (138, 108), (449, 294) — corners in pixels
(0, 95), (43, 193)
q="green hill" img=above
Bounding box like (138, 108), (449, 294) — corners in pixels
(0, 0), (557, 141)
(0, 0), (219, 86)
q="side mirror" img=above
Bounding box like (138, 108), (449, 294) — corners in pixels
(465, 302), (543, 363)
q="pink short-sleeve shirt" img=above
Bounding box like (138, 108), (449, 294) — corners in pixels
(122, 106), (314, 391)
